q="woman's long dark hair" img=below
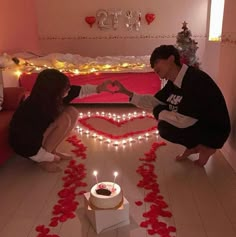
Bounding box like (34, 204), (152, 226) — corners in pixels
(30, 69), (70, 119)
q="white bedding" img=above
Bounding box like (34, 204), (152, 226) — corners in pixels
(2, 52), (153, 74)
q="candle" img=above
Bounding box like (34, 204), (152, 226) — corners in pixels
(138, 135), (142, 140)
(113, 141), (119, 146)
(93, 170), (98, 185)
(92, 133), (97, 138)
(112, 171), (118, 189)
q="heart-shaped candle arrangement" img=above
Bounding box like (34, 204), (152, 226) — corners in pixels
(76, 111), (159, 146)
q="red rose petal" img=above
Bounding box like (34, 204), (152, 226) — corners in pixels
(135, 201), (143, 206)
(49, 220), (58, 227)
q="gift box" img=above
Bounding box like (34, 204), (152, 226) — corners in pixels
(84, 192), (130, 234)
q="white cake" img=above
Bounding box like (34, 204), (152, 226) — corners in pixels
(89, 182), (123, 209)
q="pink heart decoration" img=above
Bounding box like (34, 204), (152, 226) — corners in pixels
(145, 13), (155, 25)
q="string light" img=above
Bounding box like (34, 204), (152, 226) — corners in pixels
(10, 60), (149, 76)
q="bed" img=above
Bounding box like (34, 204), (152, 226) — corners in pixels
(16, 53), (161, 103)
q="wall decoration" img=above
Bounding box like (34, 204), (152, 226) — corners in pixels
(97, 9), (122, 30)
(145, 13), (155, 25)
(39, 34), (206, 41)
(109, 9), (122, 30)
(125, 10), (141, 31)
(221, 33), (236, 46)
(86, 9), (156, 30)
(85, 16), (96, 28)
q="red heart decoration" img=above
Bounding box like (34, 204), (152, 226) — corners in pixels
(145, 13), (155, 25)
(78, 115), (157, 139)
(85, 16), (96, 28)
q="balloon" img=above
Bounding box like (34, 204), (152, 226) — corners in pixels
(145, 13), (155, 25)
(85, 16), (96, 28)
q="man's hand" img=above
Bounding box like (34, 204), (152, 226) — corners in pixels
(112, 80), (134, 97)
(96, 80), (113, 93)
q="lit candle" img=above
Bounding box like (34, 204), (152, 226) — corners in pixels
(138, 136), (143, 140)
(113, 141), (119, 146)
(92, 133), (97, 138)
(113, 171), (118, 189)
(129, 138), (134, 143)
(93, 170), (99, 185)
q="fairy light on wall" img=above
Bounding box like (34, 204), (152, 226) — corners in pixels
(209, 0), (225, 41)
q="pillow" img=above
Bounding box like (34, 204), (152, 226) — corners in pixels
(0, 70), (3, 111)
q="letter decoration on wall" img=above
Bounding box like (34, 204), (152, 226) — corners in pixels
(108, 9), (122, 30)
(97, 9), (122, 30)
(96, 9), (110, 30)
(125, 10), (141, 31)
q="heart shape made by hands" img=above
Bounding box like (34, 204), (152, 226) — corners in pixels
(106, 83), (119, 93)
(145, 13), (155, 25)
(85, 16), (96, 28)
(78, 114), (157, 139)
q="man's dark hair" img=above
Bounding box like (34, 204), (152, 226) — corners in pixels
(150, 45), (181, 68)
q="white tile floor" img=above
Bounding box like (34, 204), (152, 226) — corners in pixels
(0, 105), (236, 237)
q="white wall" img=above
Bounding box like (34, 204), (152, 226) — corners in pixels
(35, 0), (209, 59)
(217, 0), (236, 171)
(202, 41), (221, 81)
(0, 0), (39, 54)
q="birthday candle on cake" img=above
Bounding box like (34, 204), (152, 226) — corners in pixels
(93, 170), (99, 185)
(112, 171), (118, 189)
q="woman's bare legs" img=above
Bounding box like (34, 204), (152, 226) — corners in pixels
(39, 106), (79, 172)
(43, 106), (78, 153)
(52, 106), (79, 159)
